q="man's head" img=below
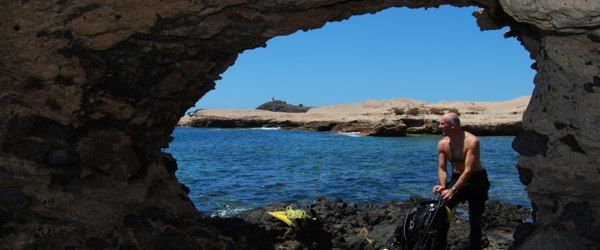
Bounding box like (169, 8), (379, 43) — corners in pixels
(439, 112), (461, 136)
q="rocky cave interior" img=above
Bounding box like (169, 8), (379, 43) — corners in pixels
(0, 0), (598, 248)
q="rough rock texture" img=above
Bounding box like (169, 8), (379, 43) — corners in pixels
(360, 120), (408, 137)
(499, 0), (600, 32)
(207, 197), (530, 249)
(509, 32), (600, 250)
(1, 0), (599, 248)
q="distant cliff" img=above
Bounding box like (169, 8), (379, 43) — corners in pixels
(256, 100), (311, 113)
(179, 97), (530, 136)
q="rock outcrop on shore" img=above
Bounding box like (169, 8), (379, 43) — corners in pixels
(205, 197), (530, 249)
(179, 97), (529, 136)
(256, 100), (311, 113)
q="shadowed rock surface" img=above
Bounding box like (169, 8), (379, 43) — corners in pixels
(1, 0), (599, 248)
(205, 197), (530, 249)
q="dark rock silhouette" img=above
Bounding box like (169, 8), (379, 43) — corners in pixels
(256, 100), (311, 113)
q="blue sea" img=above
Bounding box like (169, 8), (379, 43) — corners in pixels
(165, 127), (529, 217)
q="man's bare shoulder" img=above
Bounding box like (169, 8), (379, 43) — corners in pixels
(437, 137), (450, 149)
(464, 132), (480, 146)
(438, 136), (450, 143)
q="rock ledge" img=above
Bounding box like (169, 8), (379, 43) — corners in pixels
(179, 97), (529, 136)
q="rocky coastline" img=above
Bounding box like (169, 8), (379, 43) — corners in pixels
(203, 197), (531, 249)
(179, 97), (529, 136)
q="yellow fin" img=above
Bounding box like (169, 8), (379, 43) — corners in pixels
(267, 211), (293, 226)
(445, 206), (453, 222)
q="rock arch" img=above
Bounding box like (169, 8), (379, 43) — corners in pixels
(1, 0), (598, 248)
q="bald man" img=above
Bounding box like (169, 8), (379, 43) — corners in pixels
(432, 112), (490, 250)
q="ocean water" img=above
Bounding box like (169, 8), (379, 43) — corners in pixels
(165, 127), (529, 217)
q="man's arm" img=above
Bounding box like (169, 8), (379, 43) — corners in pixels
(438, 148), (448, 187)
(433, 141), (448, 193)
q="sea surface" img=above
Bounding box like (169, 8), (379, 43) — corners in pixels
(165, 127), (529, 217)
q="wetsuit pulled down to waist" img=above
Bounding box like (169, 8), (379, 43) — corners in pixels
(446, 169), (490, 208)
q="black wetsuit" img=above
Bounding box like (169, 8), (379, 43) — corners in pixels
(446, 169), (491, 250)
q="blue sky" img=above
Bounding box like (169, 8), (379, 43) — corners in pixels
(191, 6), (535, 110)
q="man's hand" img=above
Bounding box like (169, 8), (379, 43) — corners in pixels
(440, 189), (454, 201)
(432, 185), (445, 194)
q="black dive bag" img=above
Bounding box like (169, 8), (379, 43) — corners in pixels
(386, 199), (450, 250)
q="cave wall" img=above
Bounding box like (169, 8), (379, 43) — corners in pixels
(0, 0), (598, 248)
(507, 2), (600, 246)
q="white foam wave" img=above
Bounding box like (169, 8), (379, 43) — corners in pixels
(335, 132), (363, 137)
(210, 207), (248, 217)
(250, 127), (281, 130)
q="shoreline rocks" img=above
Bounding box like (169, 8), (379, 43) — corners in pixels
(179, 97), (529, 136)
(204, 197), (530, 249)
